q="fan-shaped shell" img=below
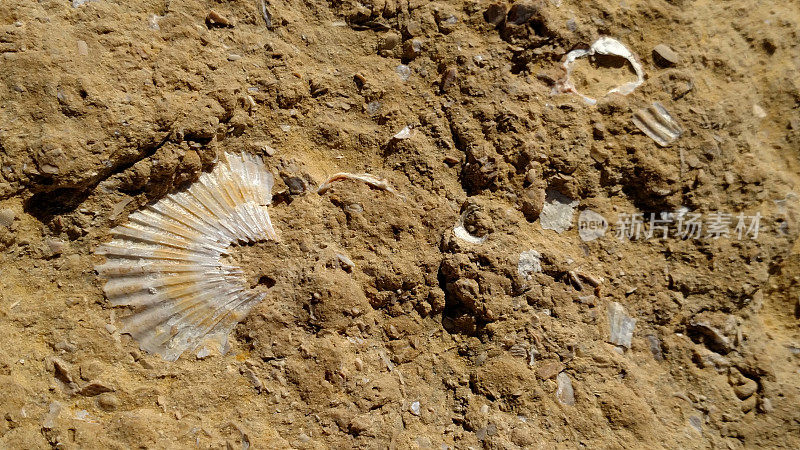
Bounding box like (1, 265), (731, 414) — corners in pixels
(95, 152), (277, 361)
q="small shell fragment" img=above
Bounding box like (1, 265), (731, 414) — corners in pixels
(452, 204), (487, 244)
(556, 37), (645, 105)
(607, 302), (637, 349)
(317, 172), (399, 196)
(517, 250), (542, 280)
(631, 102), (683, 146)
(453, 224), (486, 244)
(540, 190), (579, 233)
(95, 152), (278, 361)
(391, 125), (413, 140)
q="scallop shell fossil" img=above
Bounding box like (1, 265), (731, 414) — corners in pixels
(95, 152), (277, 361)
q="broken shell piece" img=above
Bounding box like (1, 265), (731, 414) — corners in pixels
(317, 172), (399, 196)
(517, 250), (542, 280)
(453, 204), (487, 244)
(556, 37), (645, 105)
(607, 302), (637, 349)
(632, 102), (683, 146)
(94, 152), (278, 362)
(392, 125), (414, 140)
(540, 190), (578, 233)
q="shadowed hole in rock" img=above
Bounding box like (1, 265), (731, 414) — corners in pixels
(24, 187), (91, 221)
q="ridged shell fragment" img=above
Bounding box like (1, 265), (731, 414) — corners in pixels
(631, 102), (683, 146)
(95, 152), (278, 361)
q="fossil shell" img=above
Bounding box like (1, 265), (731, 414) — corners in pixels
(631, 102), (683, 146)
(556, 37), (645, 105)
(95, 152), (277, 361)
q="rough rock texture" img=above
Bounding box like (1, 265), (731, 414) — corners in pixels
(1, 0), (799, 448)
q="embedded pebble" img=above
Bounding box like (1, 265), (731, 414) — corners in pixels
(646, 334), (664, 360)
(206, 10), (233, 28)
(556, 372), (575, 405)
(78, 382), (114, 397)
(483, 4), (507, 26)
(0, 208), (15, 228)
(507, 1), (542, 25)
(42, 402), (62, 429)
(379, 31), (401, 51)
(40, 163), (60, 175)
(46, 238), (67, 256)
(283, 176), (307, 195)
(653, 44), (680, 67)
(566, 18), (577, 31)
(395, 64), (411, 81)
(436, 13), (458, 34)
(77, 40), (89, 56)
(365, 101), (382, 115)
(409, 401), (421, 416)
(537, 361), (564, 380)
(97, 393), (120, 411)
(55, 341), (77, 353)
(403, 39), (423, 60)
(607, 302), (636, 349)
(405, 21), (423, 37)
(440, 67), (458, 92)
(72, 0), (98, 7)
(688, 415), (702, 432)
(688, 320), (733, 353)
(196, 347), (211, 359)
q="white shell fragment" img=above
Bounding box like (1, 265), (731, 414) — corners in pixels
(607, 302), (637, 349)
(453, 224), (486, 244)
(632, 102), (683, 146)
(517, 250), (542, 280)
(453, 204), (487, 244)
(392, 125), (414, 140)
(557, 37), (645, 105)
(540, 190), (579, 234)
(317, 172), (399, 196)
(95, 152), (278, 361)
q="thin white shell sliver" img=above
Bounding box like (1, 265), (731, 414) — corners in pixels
(95, 152), (277, 361)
